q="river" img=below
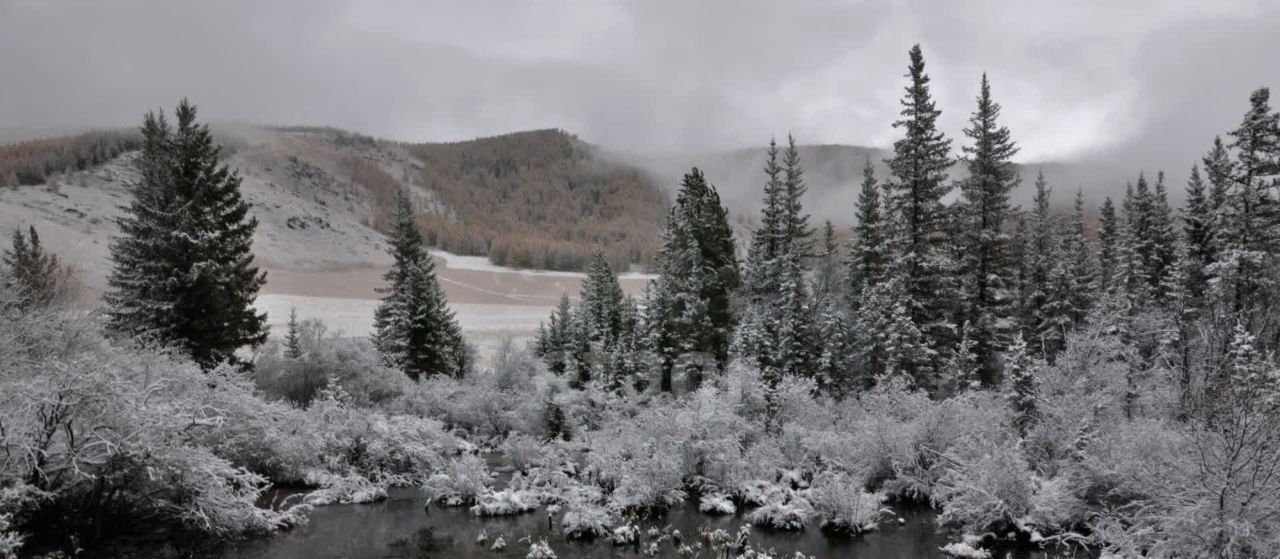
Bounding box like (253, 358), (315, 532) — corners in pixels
(210, 487), (1088, 559)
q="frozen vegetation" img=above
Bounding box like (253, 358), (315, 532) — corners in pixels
(4, 46), (1280, 559)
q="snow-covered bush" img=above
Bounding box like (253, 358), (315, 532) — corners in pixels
(0, 304), (311, 542)
(302, 473), (387, 505)
(559, 486), (616, 539)
(748, 498), (809, 531)
(807, 471), (887, 535)
(526, 539), (557, 558)
(254, 320), (409, 407)
(500, 433), (547, 471)
(0, 513), (23, 559)
(470, 489), (538, 516)
(934, 438), (1033, 535)
(698, 492), (736, 514)
(423, 454), (493, 506)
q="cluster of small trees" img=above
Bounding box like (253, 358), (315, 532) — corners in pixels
(0, 129), (141, 186)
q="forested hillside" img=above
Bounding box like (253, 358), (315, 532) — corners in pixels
(405, 130), (669, 272)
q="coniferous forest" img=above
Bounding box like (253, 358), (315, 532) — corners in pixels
(3, 42), (1280, 559)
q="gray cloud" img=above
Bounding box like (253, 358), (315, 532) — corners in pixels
(2, 0), (1277, 192)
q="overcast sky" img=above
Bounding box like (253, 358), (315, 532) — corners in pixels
(2, 0), (1278, 175)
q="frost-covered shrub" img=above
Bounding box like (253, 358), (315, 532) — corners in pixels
(747, 498), (809, 531)
(423, 454), (493, 506)
(254, 320), (408, 407)
(526, 539), (557, 558)
(807, 471), (887, 535)
(940, 535), (990, 558)
(302, 473), (387, 505)
(0, 306), (310, 541)
(0, 513), (21, 559)
(699, 492), (736, 514)
(500, 433), (547, 471)
(490, 337), (539, 392)
(471, 489), (538, 516)
(559, 486), (616, 539)
(935, 438), (1033, 535)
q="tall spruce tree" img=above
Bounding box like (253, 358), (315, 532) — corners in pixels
(372, 187), (469, 379)
(1182, 164), (1214, 304)
(845, 157), (888, 305)
(957, 73), (1021, 383)
(736, 137), (819, 387)
(580, 250), (626, 343)
(105, 99), (267, 367)
(1209, 88), (1280, 339)
(1098, 197), (1120, 293)
(884, 44), (957, 385)
(1066, 188), (1097, 325)
(650, 167), (738, 391)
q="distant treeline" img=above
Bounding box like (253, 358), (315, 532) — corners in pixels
(0, 129), (142, 186)
(400, 129), (668, 272)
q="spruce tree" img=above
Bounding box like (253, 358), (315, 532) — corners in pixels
(1209, 88), (1280, 337)
(285, 305), (303, 359)
(372, 187), (469, 379)
(736, 137), (818, 387)
(853, 277), (929, 388)
(884, 44), (956, 383)
(650, 168), (738, 390)
(957, 73), (1020, 383)
(580, 250), (625, 343)
(1066, 188), (1097, 325)
(3, 226), (63, 309)
(1182, 164), (1214, 304)
(1004, 333), (1038, 437)
(1098, 197), (1120, 293)
(105, 99), (268, 367)
(845, 157), (887, 304)
(812, 220), (841, 305)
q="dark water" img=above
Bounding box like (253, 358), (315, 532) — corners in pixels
(215, 487), (1086, 559)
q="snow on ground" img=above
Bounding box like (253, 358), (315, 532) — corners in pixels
(429, 249), (656, 280)
(256, 294), (551, 357)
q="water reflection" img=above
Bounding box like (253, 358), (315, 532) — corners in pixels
(217, 487), (1084, 559)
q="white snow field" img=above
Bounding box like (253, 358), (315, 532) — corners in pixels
(255, 294), (554, 356)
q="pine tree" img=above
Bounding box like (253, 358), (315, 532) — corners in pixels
(2, 226), (64, 309)
(845, 157), (888, 304)
(782, 134), (813, 263)
(372, 187), (469, 379)
(105, 99), (268, 368)
(536, 293), (576, 375)
(285, 305), (303, 359)
(736, 137), (819, 387)
(650, 168), (738, 391)
(853, 277), (930, 388)
(1066, 188), (1097, 325)
(1208, 88), (1280, 337)
(580, 250), (625, 343)
(957, 73), (1021, 383)
(884, 44), (957, 383)
(1098, 197), (1120, 293)
(1004, 333), (1038, 437)
(945, 321), (981, 395)
(812, 220), (842, 306)
(1021, 170), (1061, 352)
(1182, 165), (1214, 304)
